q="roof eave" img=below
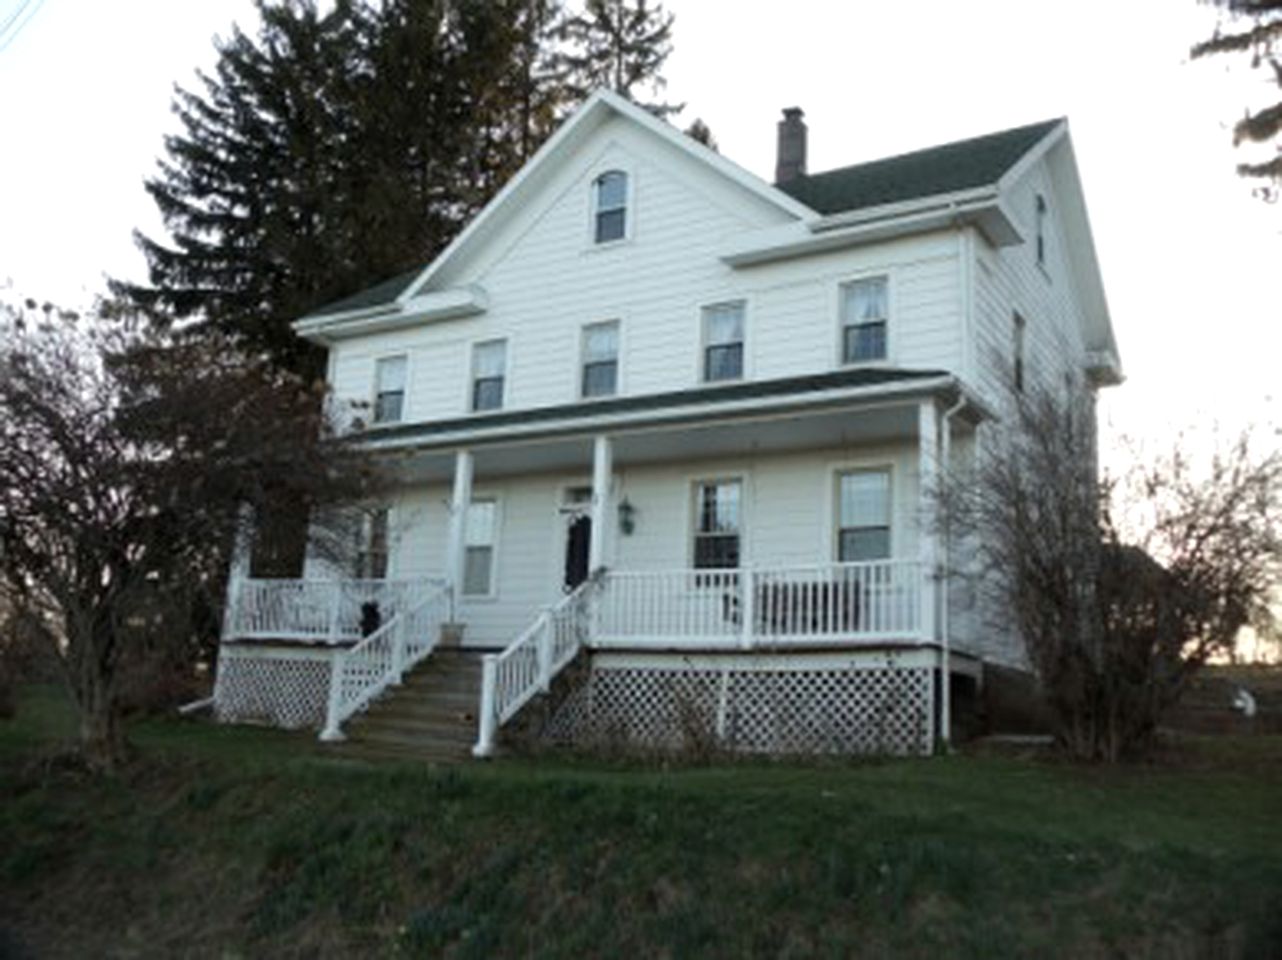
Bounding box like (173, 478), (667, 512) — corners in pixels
(721, 192), (1022, 268)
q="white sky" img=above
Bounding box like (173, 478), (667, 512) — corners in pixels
(0, 0), (1278, 459)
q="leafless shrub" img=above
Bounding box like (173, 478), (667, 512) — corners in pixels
(0, 297), (382, 769)
(939, 377), (1282, 761)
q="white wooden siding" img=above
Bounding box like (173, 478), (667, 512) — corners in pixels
(326, 115), (964, 426)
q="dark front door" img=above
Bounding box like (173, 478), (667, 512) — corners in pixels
(564, 514), (591, 591)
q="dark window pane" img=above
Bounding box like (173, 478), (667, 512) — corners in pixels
(374, 390), (403, 424)
(694, 534), (739, 569)
(582, 360), (617, 398)
(843, 322), (887, 363)
(705, 342), (743, 381)
(472, 376), (504, 411)
(839, 527), (890, 562)
(595, 208), (626, 243)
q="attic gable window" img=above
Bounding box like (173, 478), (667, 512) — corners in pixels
(593, 170), (628, 243)
(841, 276), (889, 363)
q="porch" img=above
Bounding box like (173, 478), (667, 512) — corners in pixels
(215, 376), (979, 754)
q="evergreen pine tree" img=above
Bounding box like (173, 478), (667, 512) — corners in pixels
(114, 0), (568, 378)
(553, 0), (681, 117)
(1192, 0), (1282, 199)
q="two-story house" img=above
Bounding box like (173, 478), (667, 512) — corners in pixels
(213, 89), (1122, 759)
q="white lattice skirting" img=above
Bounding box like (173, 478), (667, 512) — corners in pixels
(546, 651), (937, 756)
(213, 645), (337, 729)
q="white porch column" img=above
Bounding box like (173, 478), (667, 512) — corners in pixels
(589, 435), (613, 573)
(445, 449), (474, 615)
(221, 503), (255, 640)
(917, 400), (941, 646)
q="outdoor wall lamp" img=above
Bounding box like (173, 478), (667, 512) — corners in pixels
(618, 497), (637, 535)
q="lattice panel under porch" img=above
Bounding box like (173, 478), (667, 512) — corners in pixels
(545, 659), (934, 756)
(213, 646), (335, 729)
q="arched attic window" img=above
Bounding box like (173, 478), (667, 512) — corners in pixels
(593, 170), (628, 243)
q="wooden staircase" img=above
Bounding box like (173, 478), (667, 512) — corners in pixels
(328, 650), (483, 763)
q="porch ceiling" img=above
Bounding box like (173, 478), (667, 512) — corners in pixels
(382, 400), (941, 483)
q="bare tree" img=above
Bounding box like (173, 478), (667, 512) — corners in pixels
(0, 297), (379, 769)
(942, 379), (1282, 761)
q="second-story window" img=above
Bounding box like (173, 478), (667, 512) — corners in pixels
(593, 170), (628, 243)
(1035, 194), (1048, 268)
(471, 339), (506, 412)
(702, 301), (745, 382)
(581, 320), (619, 398)
(373, 355), (407, 424)
(841, 276), (889, 363)
(1012, 312), (1027, 392)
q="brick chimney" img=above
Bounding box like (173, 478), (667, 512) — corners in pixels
(775, 107), (807, 184)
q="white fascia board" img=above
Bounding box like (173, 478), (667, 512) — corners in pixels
(720, 194), (1022, 268)
(358, 375), (961, 453)
(293, 286), (487, 344)
(995, 119), (1068, 194)
(397, 89), (814, 300)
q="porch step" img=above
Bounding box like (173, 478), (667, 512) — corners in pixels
(328, 650), (485, 763)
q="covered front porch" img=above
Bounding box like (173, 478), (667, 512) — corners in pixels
(216, 375), (982, 752)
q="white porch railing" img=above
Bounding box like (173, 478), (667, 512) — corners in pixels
(595, 560), (923, 646)
(320, 582), (451, 740)
(473, 577), (597, 757)
(224, 577), (446, 643)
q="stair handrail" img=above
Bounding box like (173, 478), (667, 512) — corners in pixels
(319, 582), (451, 741)
(473, 575), (599, 757)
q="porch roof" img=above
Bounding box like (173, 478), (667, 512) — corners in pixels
(359, 367), (965, 452)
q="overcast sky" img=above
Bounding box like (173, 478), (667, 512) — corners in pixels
(0, 0), (1277, 455)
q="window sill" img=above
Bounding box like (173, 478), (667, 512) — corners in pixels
(582, 237), (633, 255)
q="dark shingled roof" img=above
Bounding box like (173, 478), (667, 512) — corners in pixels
(364, 367), (951, 445)
(307, 267), (425, 319)
(776, 118), (1062, 215)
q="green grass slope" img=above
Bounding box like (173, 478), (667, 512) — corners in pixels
(2, 686), (1280, 958)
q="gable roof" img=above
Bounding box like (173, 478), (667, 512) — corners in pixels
(776, 119), (1063, 215)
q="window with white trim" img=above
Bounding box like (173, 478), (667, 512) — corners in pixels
(471, 340), (506, 412)
(1035, 194), (1048, 268)
(693, 479), (741, 569)
(841, 276), (889, 363)
(355, 507), (390, 579)
(593, 170), (628, 243)
(1012, 312), (1027, 393)
(581, 320), (619, 398)
(373, 355), (407, 424)
(702, 301), (745, 382)
(837, 470), (891, 561)
(463, 500), (497, 596)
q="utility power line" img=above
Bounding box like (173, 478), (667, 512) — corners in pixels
(0, 0), (47, 55)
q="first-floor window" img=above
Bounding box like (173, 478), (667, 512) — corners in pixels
(693, 479), (741, 569)
(1012, 312), (1027, 393)
(463, 500), (497, 596)
(356, 507), (390, 579)
(837, 470), (891, 561)
(841, 276), (888, 363)
(471, 340), (506, 412)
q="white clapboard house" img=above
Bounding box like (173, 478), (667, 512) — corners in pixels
(214, 90), (1121, 758)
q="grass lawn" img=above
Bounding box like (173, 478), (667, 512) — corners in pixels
(2, 685), (1280, 959)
